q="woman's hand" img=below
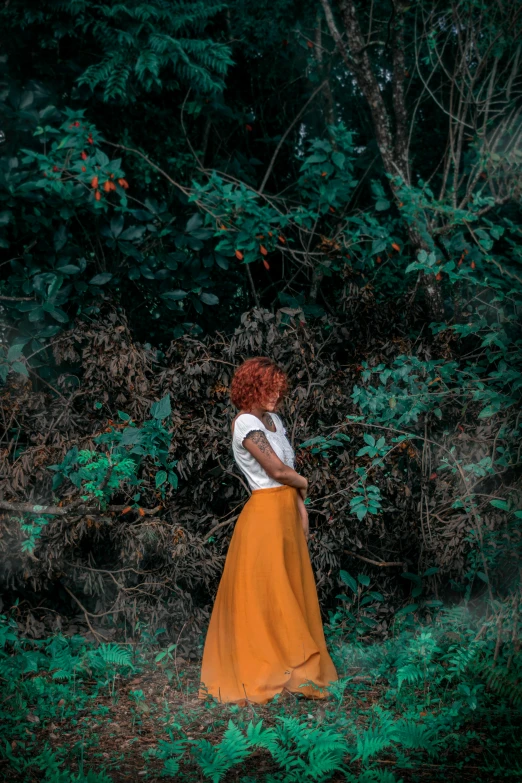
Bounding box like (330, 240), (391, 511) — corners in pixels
(300, 506), (310, 542)
(296, 491), (310, 542)
(298, 482), (308, 502)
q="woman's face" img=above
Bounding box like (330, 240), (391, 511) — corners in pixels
(260, 390), (280, 411)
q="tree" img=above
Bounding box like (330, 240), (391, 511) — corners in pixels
(319, 0), (522, 318)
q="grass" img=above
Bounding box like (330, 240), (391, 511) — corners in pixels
(1, 601), (521, 783)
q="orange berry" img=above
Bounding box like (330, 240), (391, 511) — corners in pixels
(436, 271), (442, 281)
(392, 242), (400, 252)
(117, 178), (129, 189)
(95, 190), (101, 201)
(278, 235), (286, 243)
(263, 259), (270, 270)
(103, 180), (111, 192)
(260, 244), (268, 256)
(471, 260), (476, 269)
(376, 256), (382, 264)
(91, 175), (99, 189)
(235, 249), (244, 260)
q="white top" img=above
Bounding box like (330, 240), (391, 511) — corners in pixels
(231, 412), (296, 491)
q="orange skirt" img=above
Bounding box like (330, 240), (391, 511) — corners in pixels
(198, 484), (338, 705)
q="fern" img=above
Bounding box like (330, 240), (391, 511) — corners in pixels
(84, 643), (133, 673)
(394, 720), (439, 756)
(443, 641), (481, 679)
(71, 0), (234, 101)
(247, 717), (349, 781)
(191, 720), (250, 783)
(353, 727), (395, 764)
(397, 662), (424, 690)
(474, 657), (522, 706)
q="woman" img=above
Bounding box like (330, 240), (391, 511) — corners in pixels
(198, 356), (338, 705)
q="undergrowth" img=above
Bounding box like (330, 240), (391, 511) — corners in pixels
(1, 586), (520, 783)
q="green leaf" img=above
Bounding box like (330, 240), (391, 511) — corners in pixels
(375, 199), (390, 211)
(332, 151), (345, 169)
(95, 148), (110, 167)
(120, 225), (146, 241)
(186, 213), (203, 232)
(401, 572), (422, 585)
(150, 394), (171, 420)
(395, 604), (418, 617)
(57, 265), (80, 274)
(7, 344), (24, 362)
(357, 574), (370, 586)
(215, 254), (229, 270)
(305, 152), (328, 164)
(489, 499), (509, 511)
(10, 361), (29, 377)
(339, 570), (358, 593)
(161, 290), (187, 301)
(48, 307), (69, 323)
(89, 273), (113, 286)
(110, 216), (124, 238)
(478, 405), (498, 419)
(200, 292), (219, 305)
(155, 470), (167, 488)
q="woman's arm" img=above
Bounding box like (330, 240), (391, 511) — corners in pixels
(243, 431), (308, 494)
(295, 491), (309, 542)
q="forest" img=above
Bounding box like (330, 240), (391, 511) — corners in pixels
(0, 0), (521, 781)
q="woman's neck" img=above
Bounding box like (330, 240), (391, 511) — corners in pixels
(245, 405), (268, 418)
(242, 406), (276, 431)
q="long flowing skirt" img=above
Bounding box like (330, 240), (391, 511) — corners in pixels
(198, 484), (338, 705)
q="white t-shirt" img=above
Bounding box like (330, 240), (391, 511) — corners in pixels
(231, 412), (296, 491)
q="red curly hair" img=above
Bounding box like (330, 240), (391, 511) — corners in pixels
(230, 357), (290, 410)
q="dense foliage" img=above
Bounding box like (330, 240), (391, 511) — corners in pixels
(0, 0), (521, 779)
(1, 595), (521, 780)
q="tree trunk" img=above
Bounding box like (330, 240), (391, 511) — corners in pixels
(320, 0), (446, 321)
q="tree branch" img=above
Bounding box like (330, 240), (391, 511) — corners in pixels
(344, 549), (406, 568)
(0, 500), (161, 516)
